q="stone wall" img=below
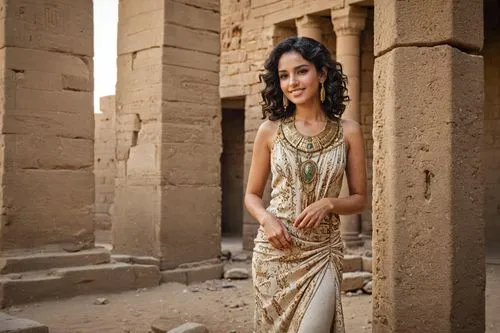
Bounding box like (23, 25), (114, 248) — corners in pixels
(94, 95), (116, 230)
(0, 1), (94, 251)
(484, 0), (500, 244)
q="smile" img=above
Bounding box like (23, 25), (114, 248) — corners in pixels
(289, 89), (305, 97)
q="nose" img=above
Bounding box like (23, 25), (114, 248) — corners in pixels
(288, 75), (298, 87)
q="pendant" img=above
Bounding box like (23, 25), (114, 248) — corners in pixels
(299, 159), (318, 186)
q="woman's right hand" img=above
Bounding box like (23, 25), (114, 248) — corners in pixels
(261, 214), (292, 250)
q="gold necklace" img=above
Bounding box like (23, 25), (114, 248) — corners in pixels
(280, 116), (341, 205)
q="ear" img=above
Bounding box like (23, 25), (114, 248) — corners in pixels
(319, 67), (328, 83)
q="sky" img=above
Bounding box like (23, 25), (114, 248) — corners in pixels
(93, 0), (119, 112)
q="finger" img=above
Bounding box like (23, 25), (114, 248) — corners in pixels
(277, 231), (290, 249)
(283, 228), (292, 243)
(270, 238), (282, 250)
(293, 211), (306, 227)
(297, 214), (312, 229)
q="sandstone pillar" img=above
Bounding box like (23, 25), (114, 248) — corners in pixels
(373, 1), (484, 332)
(94, 96), (117, 231)
(331, 5), (367, 247)
(296, 15), (323, 43)
(113, 1), (223, 277)
(0, 1), (94, 252)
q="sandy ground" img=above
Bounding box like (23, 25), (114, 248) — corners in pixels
(3, 260), (372, 333)
(2, 238), (499, 333)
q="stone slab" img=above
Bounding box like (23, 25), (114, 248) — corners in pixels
(374, 0), (483, 55)
(361, 256), (372, 273)
(1, 170), (93, 251)
(0, 0), (93, 56)
(343, 255), (362, 272)
(161, 262), (223, 285)
(111, 255), (160, 267)
(160, 186), (221, 269)
(342, 272), (372, 292)
(0, 248), (110, 274)
(0, 313), (48, 333)
(0, 263), (160, 307)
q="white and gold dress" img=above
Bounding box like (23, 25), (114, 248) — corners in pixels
(252, 116), (346, 333)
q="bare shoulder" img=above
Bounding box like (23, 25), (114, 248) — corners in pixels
(256, 119), (280, 150)
(341, 119), (363, 150)
(341, 119), (362, 136)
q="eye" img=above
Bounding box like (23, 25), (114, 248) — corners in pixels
(298, 69), (308, 75)
(279, 73), (288, 80)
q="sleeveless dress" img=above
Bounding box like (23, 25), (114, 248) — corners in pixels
(252, 116), (346, 333)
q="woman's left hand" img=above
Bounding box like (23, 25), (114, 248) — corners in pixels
(293, 198), (335, 229)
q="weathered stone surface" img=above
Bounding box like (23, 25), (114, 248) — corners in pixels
(0, 312), (48, 333)
(1, 170), (94, 251)
(161, 262), (223, 285)
(95, 95), (116, 230)
(373, 45), (484, 332)
(362, 280), (372, 294)
(160, 187), (221, 269)
(0, 0), (93, 56)
(224, 268), (249, 280)
(151, 320), (208, 333)
(343, 255), (362, 272)
(0, 248), (110, 274)
(0, 263), (160, 307)
(374, 0), (483, 55)
(113, 185), (162, 258)
(113, 1), (221, 280)
(361, 256), (372, 273)
(342, 272), (372, 292)
(0, 0), (94, 254)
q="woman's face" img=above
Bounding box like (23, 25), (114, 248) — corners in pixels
(278, 51), (324, 107)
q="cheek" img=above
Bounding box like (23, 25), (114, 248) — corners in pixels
(280, 80), (287, 93)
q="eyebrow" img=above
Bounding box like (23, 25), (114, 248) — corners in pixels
(278, 64), (309, 73)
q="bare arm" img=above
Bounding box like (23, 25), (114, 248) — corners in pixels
(327, 119), (367, 215)
(244, 121), (292, 249)
(244, 121), (273, 226)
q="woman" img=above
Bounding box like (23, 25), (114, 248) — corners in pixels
(244, 36), (367, 333)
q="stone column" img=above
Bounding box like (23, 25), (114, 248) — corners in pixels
(94, 96), (117, 231)
(296, 15), (323, 43)
(373, 1), (484, 332)
(0, 1), (94, 252)
(113, 1), (223, 279)
(331, 5), (367, 247)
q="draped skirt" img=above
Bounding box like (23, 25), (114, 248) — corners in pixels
(252, 219), (345, 333)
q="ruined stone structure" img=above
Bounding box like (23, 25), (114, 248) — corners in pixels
(372, 0), (489, 331)
(94, 95), (116, 230)
(0, 1), (497, 331)
(111, 0), (223, 277)
(0, 0), (222, 307)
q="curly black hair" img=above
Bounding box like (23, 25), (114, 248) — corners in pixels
(260, 36), (349, 121)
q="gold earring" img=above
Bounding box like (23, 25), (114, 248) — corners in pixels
(320, 83), (326, 103)
(283, 94), (288, 110)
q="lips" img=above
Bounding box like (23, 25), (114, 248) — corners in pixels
(289, 88), (305, 98)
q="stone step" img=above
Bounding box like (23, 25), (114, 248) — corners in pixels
(0, 263), (161, 307)
(0, 247), (111, 274)
(342, 271), (372, 292)
(0, 313), (48, 333)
